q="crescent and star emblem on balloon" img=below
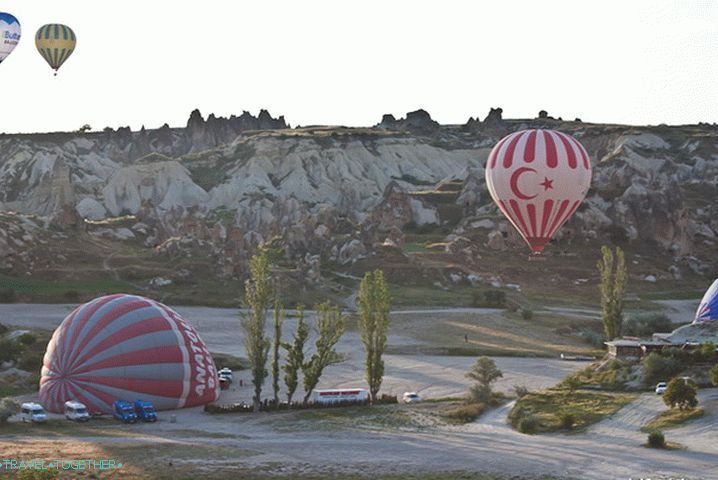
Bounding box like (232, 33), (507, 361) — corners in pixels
(509, 167), (554, 200)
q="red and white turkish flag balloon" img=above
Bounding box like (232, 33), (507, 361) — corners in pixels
(485, 129), (592, 255)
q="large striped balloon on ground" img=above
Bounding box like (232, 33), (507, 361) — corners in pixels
(0, 13), (21, 64)
(485, 129), (592, 255)
(39, 294), (219, 413)
(694, 278), (718, 324)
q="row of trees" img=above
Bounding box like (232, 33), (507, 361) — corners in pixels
(240, 251), (391, 412)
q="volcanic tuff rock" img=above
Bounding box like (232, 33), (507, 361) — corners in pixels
(0, 109), (717, 282)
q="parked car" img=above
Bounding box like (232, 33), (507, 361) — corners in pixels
(655, 382), (667, 395)
(402, 392), (422, 403)
(64, 401), (90, 422)
(112, 400), (138, 423)
(20, 402), (47, 423)
(133, 400), (157, 422)
(218, 368), (233, 381)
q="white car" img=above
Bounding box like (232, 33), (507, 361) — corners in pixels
(218, 368), (233, 381)
(64, 401), (90, 422)
(655, 382), (667, 395)
(21, 402), (47, 423)
(402, 392), (422, 403)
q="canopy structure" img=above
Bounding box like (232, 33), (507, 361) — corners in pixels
(39, 294), (219, 413)
(694, 278), (718, 324)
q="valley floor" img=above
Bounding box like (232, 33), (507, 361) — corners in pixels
(1, 304), (716, 479)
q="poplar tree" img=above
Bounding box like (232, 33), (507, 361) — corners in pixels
(358, 269), (391, 402)
(597, 246), (627, 341)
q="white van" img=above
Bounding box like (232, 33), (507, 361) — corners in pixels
(64, 401), (90, 422)
(312, 388), (369, 405)
(20, 402), (47, 423)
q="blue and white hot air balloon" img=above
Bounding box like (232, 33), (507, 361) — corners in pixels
(0, 12), (21, 64)
(694, 278), (718, 324)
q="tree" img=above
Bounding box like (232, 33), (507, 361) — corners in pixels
(271, 299), (284, 405)
(597, 245), (627, 341)
(642, 352), (681, 386)
(302, 302), (346, 403)
(0, 398), (19, 423)
(466, 356), (503, 404)
(241, 252), (273, 412)
(358, 269), (391, 402)
(663, 377), (698, 410)
(282, 305), (309, 405)
(709, 364), (718, 387)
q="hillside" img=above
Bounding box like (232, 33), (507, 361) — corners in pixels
(1, 108), (716, 307)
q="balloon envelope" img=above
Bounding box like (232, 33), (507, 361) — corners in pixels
(35, 23), (76, 71)
(0, 12), (21, 64)
(485, 129), (592, 253)
(39, 294), (219, 413)
(694, 278), (718, 324)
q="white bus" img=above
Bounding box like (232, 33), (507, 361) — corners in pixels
(312, 388), (369, 405)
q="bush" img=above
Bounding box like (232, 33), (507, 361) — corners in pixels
(0, 322), (8, 335)
(580, 330), (605, 348)
(17, 348), (45, 373)
(521, 308), (533, 321)
(443, 403), (487, 424)
(0, 398), (19, 423)
(0, 339), (22, 364)
(17, 333), (37, 346)
(559, 410), (576, 430)
(468, 384), (492, 404)
(476, 290), (506, 308)
(62, 290), (81, 302)
(624, 313), (673, 337)
(0, 288), (16, 303)
(642, 352), (681, 386)
(513, 385), (529, 399)
(711, 364), (718, 387)
(518, 414), (539, 434)
(647, 430), (666, 448)
(663, 377), (698, 410)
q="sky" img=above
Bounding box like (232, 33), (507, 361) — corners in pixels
(1, 0), (716, 133)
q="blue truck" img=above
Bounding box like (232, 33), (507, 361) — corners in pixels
(133, 400), (157, 422)
(112, 400), (138, 423)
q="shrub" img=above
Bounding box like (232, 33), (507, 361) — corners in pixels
(711, 364), (718, 387)
(0, 322), (8, 335)
(521, 309), (533, 321)
(0, 398), (19, 423)
(559, 410), (576, 430)
(580, 330), (604, 348)
(0, 288), (16, 303)
(663, 377), (698, 410)
(0, 339), (22, 364)
(624, 313), (673, 337)
(518, 414), (539, 434)
(443, 403), (487, 424)
(642, 352), (681, 386)
(17, 348), (45, 373)
(480, 290), (506, 308)
(63, 290), (81, 302)
(17, 333), (37, 346)
(513, 385), (529, 399)
(647, 430), (666, 448)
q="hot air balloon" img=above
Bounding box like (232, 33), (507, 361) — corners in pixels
(485, 129), (592, 259)
(39, 294), (219, 414)
(0, 12), (21, 64)
(35, 23), (76, 75)
(694, 278), (718, 324)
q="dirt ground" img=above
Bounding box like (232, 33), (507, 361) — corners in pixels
(1, 304), (716, 479)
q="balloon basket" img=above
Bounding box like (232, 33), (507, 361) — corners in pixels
(528, 253), (546, 262)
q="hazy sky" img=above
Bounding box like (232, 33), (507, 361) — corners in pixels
(1, 0), (716, 133)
